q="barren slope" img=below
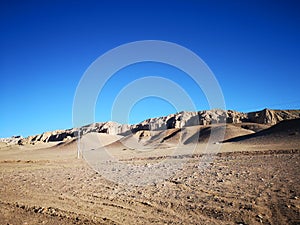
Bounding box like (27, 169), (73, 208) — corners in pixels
(224, 118), (300, 145)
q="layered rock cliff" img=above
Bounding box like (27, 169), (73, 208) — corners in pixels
(11, 108), (300, 145)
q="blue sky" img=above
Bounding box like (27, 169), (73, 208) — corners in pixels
(1, 0), (300, 137)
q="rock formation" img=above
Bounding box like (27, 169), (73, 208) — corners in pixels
(0, 136), (23, 145)
(247, 109), (300, 125)
(3, 108), (299, 145)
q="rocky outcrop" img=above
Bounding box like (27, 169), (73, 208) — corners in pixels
(247, 109), (300, 125)
(4, 108), (299, 145)
(0, 136), (23, 145)
(18, 129), (77, 145)
(132, 110), (247, 131)
(135, 109), (299, 130)
(80, 122), (131, 135)
(18, 122), (131, 145)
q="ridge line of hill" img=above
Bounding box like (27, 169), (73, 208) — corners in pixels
(1, 108), (299, 145)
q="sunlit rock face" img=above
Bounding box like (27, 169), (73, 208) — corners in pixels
(14, 109), (300, 144)
(247, 109), (300, 125)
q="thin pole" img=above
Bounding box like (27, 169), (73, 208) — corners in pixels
(77, 128), (81, 159)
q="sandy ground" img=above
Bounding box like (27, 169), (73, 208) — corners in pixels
(0, 137), (299, 225)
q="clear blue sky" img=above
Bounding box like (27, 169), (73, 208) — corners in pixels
(1, 0), (300, 137)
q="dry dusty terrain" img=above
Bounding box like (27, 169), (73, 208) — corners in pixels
(0, 121), (300, 225)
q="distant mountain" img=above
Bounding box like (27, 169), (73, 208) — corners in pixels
(1, 108), (299, 145)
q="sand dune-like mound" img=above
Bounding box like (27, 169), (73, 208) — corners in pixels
(105, 130), (171, 150)
(80, 132), (122, 148)
(183, 124), (255, 145)
(107, 127), (199, 149)
(224, 118), (300, 144)
(53, 139), (78, 150)
(232, 123), (271, 132)
(104, 128), (187, 150)
(105, 124), (256, 149)
(53, 132), (122, 152)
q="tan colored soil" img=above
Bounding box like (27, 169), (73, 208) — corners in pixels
(0, 138), (299, 224)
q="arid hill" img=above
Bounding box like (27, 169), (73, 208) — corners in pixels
(1, 110), (300, 225)
(224, 118), (300, 145)
(1, 108), (299, 147)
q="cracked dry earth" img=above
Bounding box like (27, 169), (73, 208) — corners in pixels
(0, 149), (299, 225)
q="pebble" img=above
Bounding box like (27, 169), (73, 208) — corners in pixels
(257, 214), (263, 219)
